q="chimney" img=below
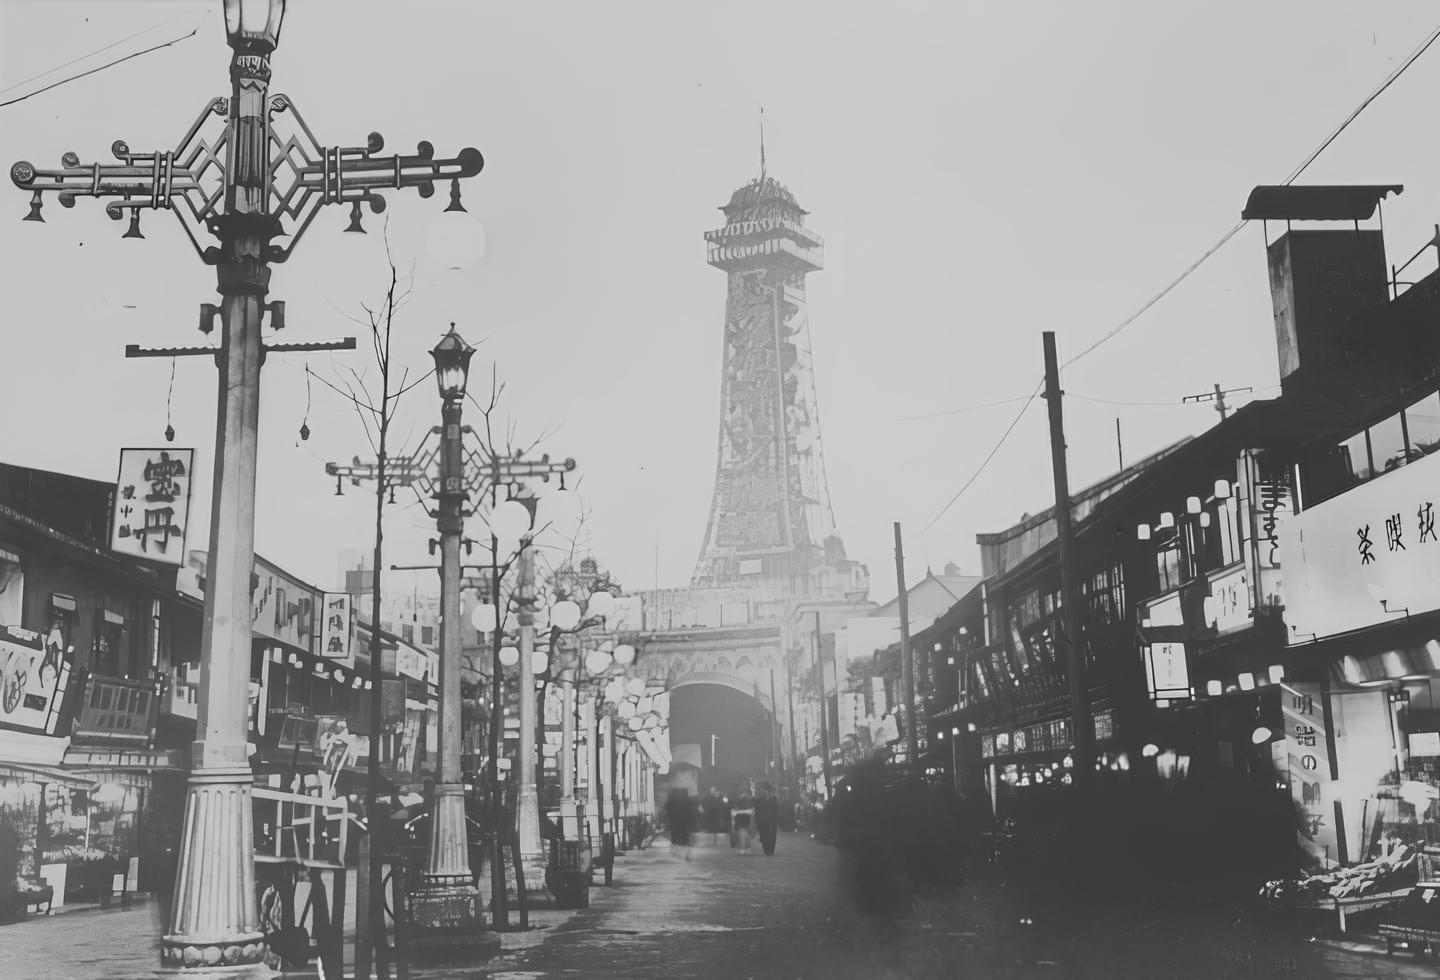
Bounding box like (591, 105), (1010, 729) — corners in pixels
(1242, 185), (1401, 397)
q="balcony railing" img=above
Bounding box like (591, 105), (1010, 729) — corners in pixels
(70, 670), (163, 745)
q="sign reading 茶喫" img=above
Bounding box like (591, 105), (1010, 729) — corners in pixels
(319, 593), (353, 666)
(110, 448), (193, 565)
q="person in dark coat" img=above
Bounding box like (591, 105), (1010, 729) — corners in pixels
(755, 781), (780, 856)
(664, 788), (697, 861)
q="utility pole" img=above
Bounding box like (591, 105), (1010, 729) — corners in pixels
(894, 523), (918, 765)
(812, 611), (833, 797)
(1183, 382), (1252, 421)
(1042, 332), (1093, 789)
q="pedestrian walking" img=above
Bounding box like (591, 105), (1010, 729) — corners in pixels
(664, 787), (697, 861)
(756, 781), (780, 856)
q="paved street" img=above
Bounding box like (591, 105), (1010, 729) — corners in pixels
(4, 834), (1440, 978)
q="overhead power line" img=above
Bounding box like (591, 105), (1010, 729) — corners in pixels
(1061, 17), (1440, 370)
(0, 13), (205, 110)
(924, 377), (1044, 532)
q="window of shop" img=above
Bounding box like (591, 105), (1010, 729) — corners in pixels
(421, 625), (434, 647)
(93, 610), (125, 677)
(1370, 411), (1408, 475)
(0, 547), (22, 627)
(1404, 391), (1440, 458)
(1155, 539), (1184, 593)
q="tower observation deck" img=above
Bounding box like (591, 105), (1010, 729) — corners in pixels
(692, 173), (865, 604)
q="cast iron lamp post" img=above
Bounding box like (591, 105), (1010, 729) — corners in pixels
(413, 327), (484, 934)
(11, 2), (482, 973)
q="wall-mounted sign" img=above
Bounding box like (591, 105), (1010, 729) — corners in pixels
(1142, 591), (1184, 628)
(1283, 681), (1339, 864)
(1206, 563), (1253, 635)
(1144, 642), (1191, 702)
(319, 593), (353, 666)
(111, 448), (194, 565)
(0, 625), (68, 734)
(1280, 449), (1440, 640)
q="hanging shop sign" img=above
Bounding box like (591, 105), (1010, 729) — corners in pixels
(1280, 449), (1440, 641)
(1144, 642), (1191, 702)
(1282, 681), (1340, 864)
(110, 448), (194, 565)
(0, 625), (69, 734)
(319, 593), (353, 666)
(1236, 449), (1291, 613)
(1205, 563), (1253, 635)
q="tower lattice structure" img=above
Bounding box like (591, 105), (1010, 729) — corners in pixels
(692, 171), (859, 602)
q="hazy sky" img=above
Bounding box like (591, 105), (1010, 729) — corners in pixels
(4, 1), (1440, 603)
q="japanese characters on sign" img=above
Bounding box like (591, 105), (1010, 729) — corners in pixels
(1144, 642), (1191, 702)
(111, 448), (193, 565)
(1280, 449), (1440, 640)
(319, 593), (353, 666)
(1206, 564), (1253, 635)
(1283, 681), (1339, 864)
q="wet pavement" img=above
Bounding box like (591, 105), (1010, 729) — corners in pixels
(3, 833), (1440, 978)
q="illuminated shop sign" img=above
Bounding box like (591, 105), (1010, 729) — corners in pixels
(1280, 450), (1440, 640)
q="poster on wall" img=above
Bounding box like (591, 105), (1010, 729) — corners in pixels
(110, 448), (194, 565)
(319, 593), (353, 666)
(0, 625), (69, 734)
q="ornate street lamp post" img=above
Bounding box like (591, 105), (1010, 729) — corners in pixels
(10, 2), (482, 973)
(412, 327), (485, 938)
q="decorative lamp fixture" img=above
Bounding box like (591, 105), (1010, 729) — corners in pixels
(1186, 496), (1202, 515)
(613, 643), (636, 666)
(625, 677), (647, 697)
(587, 591), (616, 619)
(1251, 726), (1274, 745)
(617, 700), (636, 719)
(1238, 671), (1256, 691)
(1199, 512), (1212, 528)
(1158, 512), (1176, 530)
(499, 645), (520, 668)
(628, 715), (645, 731)
(643, 715), (659, 730)
(1137, 523), (1151, 541)
(470, 603), (499, 632)
(1268, 664), (1285, 683)
(1214, 479), (1231, 499)
(332, 668), (344, 683)
(550, 600), (581, 631)
(1205, 679), (1223, 697)
(422, 186), (488, 271)
(351, 676), (364, 690)
(636, 695), (654, 713)
(584, 648), (613, 675)
(430, 324), (475, 402)
(489, 498), (533, 543)
(223, 0), (285, 54)
(530, 650), (548, 676)
(1141, 743), (1160, 758)
(950, 726), (961, 736)
(967, 722), (977, 733)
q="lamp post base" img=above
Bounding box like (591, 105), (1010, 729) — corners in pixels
(408, 875), (501, 963)
(160, 769), (267, 977)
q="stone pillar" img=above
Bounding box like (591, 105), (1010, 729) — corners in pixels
(515, 538), (548, 900)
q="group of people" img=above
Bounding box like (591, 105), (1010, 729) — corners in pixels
(663, 780), (782, 859)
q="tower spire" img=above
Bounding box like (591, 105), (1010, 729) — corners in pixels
(759, 106), (766, 182)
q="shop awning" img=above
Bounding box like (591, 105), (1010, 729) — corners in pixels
(0, 762), (98, 790)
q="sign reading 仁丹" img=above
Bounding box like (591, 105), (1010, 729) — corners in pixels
(110, 448), (193, 565)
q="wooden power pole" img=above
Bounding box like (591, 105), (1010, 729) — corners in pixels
(1042, 333), (1094, 787)
(893, 522), (918, 766)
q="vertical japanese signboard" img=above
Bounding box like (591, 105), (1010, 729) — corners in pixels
(1283, 681), (1340, 866)
(110, 448), (194, 565)
(319, 593), (353, 666)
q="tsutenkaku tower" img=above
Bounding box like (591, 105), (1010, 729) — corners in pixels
(692, 164), (856, 600)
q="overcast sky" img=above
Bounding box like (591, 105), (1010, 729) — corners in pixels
(4, 1), (1440, 604)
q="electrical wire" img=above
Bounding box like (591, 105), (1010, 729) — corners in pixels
(899, 393), (1036, 422)
(0, 17), (204, 110)
(924, 377), (1044, 532)
(1061, 17), (1440, 370)
(0, 9), (202, 99)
